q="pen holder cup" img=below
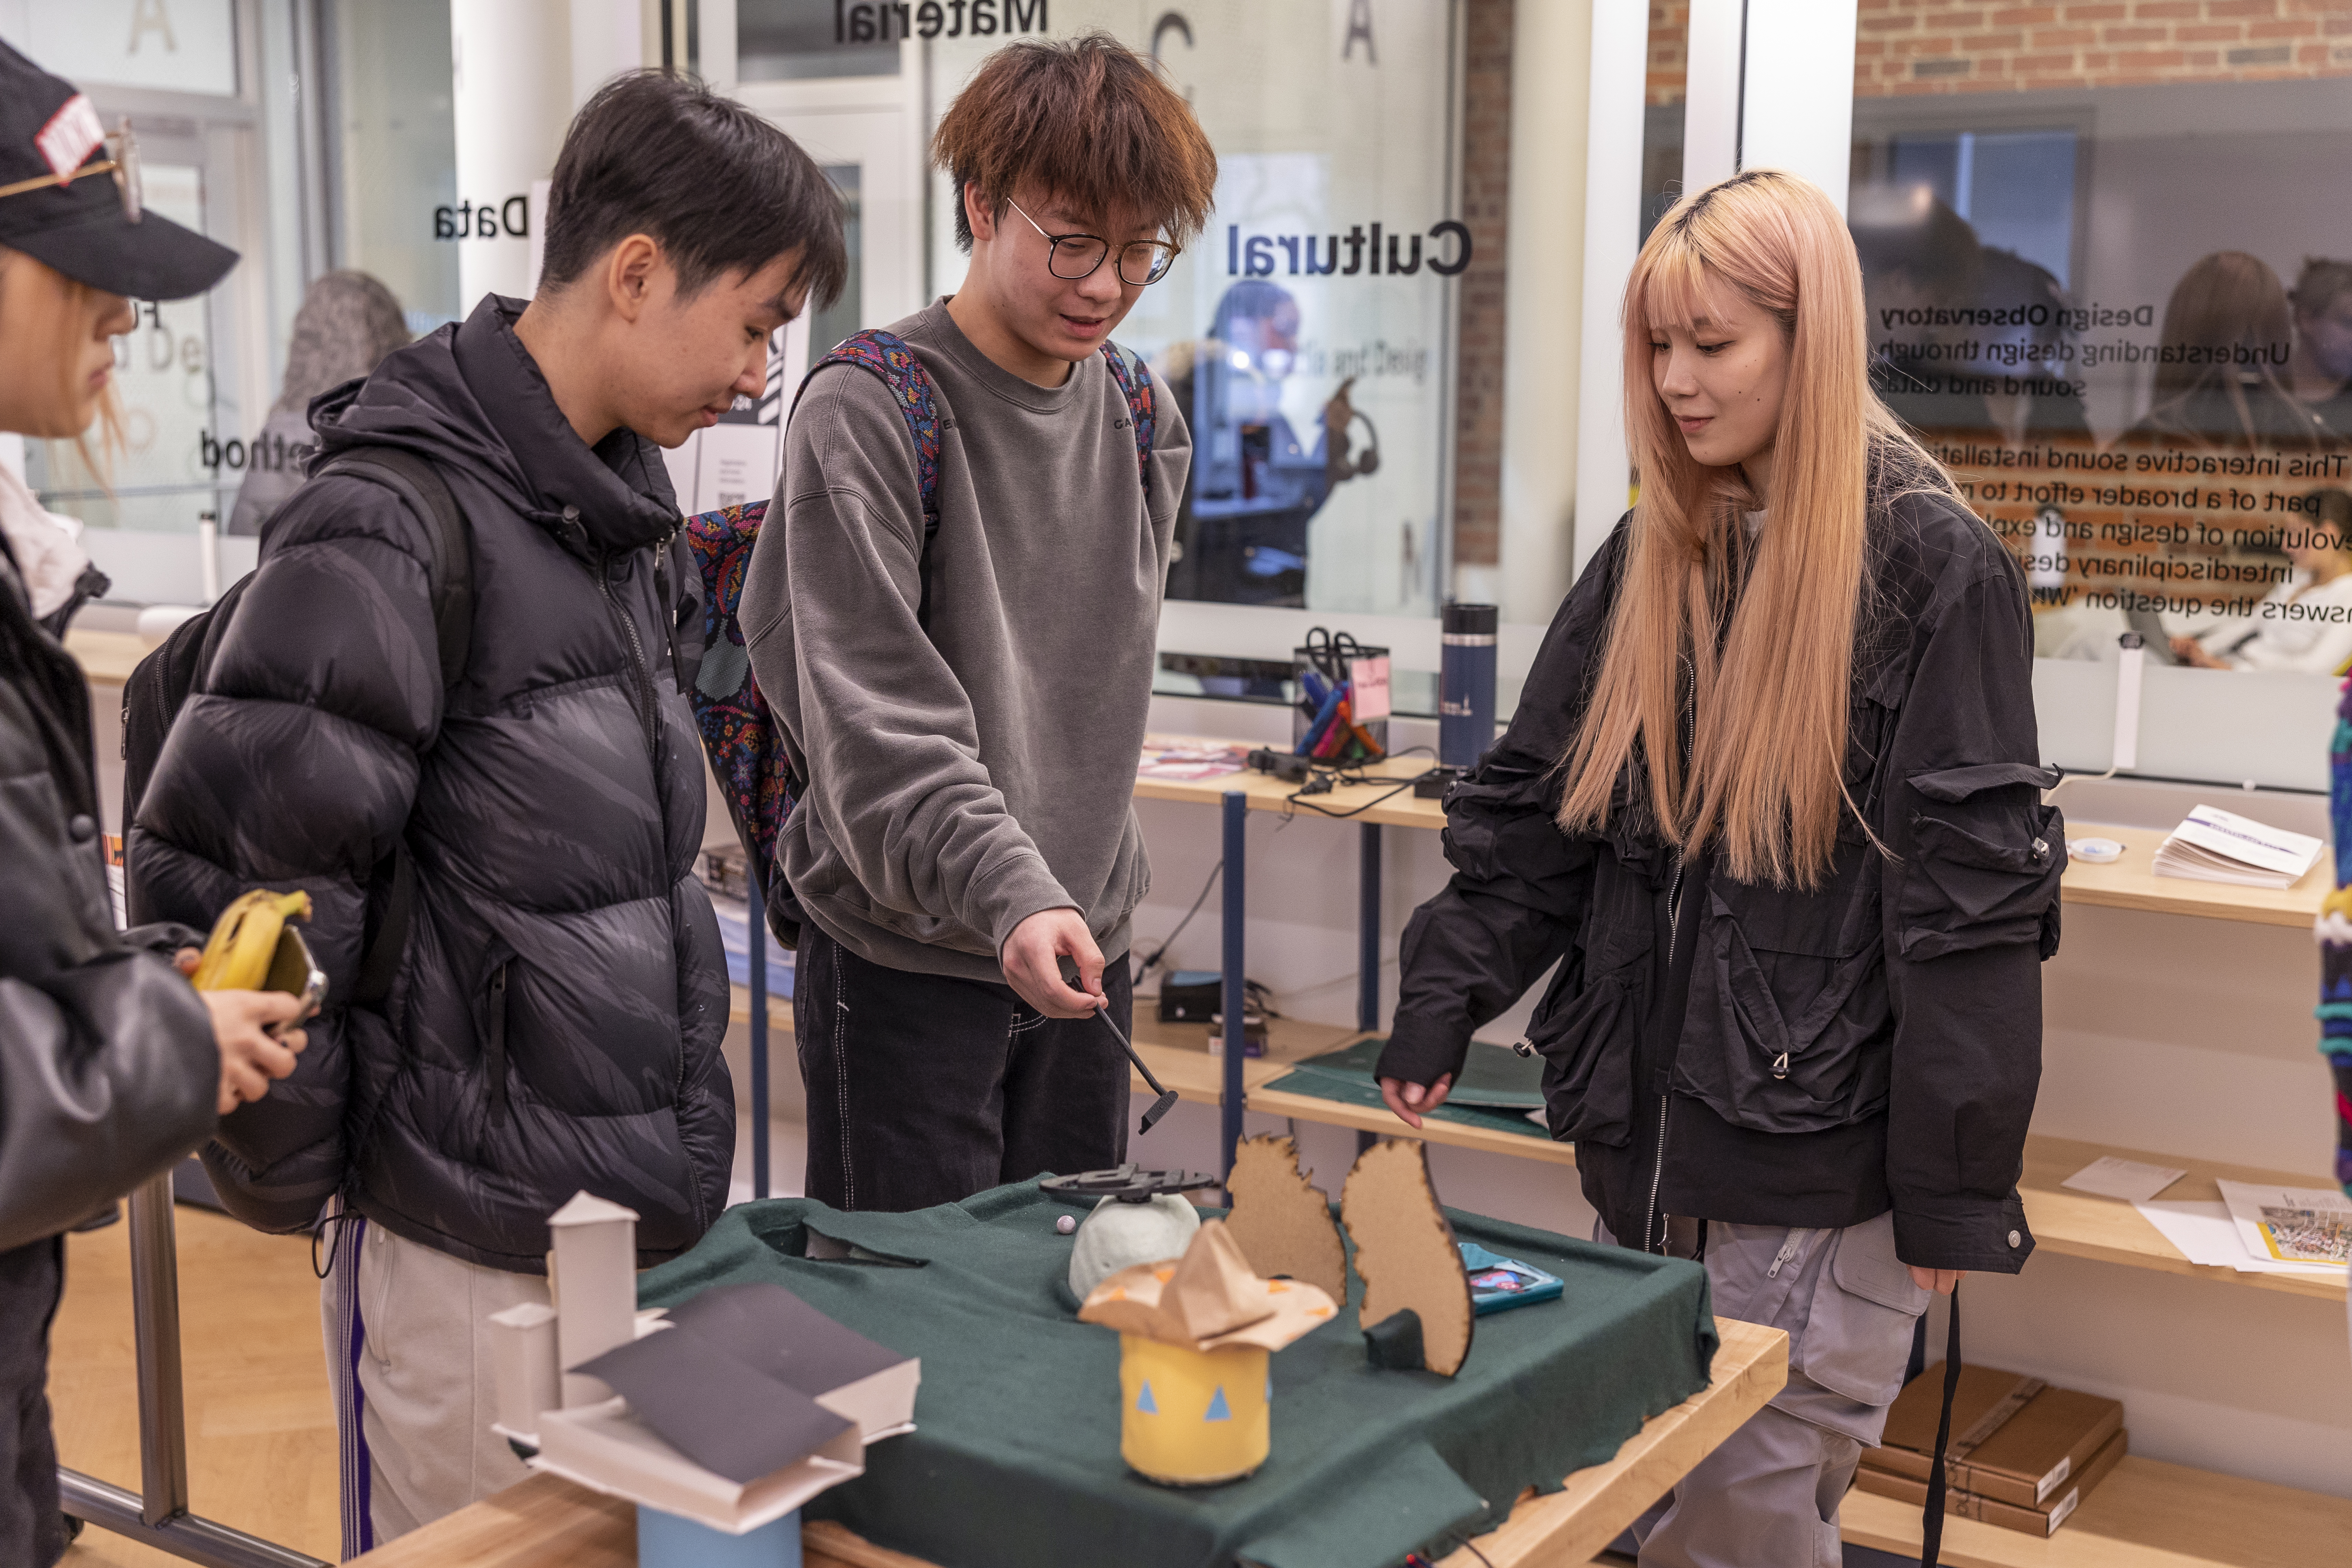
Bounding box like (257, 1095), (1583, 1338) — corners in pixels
(1291, 642), (1389, 765)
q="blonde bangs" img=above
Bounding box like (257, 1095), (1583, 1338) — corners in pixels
(1558, 169), (1952, 889)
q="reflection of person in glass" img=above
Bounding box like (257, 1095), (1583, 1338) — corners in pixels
(1163, 279), (1372, 605)
(2289, 258), (2352, 438)
(226, 271), (410, 535)
(2126, 251), (2334, 451)
(1851, 188), (2087, 446)
(2170, 489), (2352, 674)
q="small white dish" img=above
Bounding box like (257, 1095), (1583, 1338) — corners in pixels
(2067, 837), (2124, 864)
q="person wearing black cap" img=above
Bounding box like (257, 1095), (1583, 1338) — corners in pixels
(0, 39), (307, 1567)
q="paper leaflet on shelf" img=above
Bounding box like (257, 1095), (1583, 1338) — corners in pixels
(2213, 1179), (2352, 1267)
(2150, 804), (2323, 889)
(2059, 1156), (2186, 1204)
(2131, 1197), (2346, 1277)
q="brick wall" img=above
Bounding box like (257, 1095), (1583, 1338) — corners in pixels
(1857, 0), (2352, 96)
(1451, 0), (1513, 570)
(1650, 1), (1692, 105)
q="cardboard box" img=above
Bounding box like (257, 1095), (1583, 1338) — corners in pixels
(1863, 1362), (2124, 1510)
(1854, 1427), (2127, 1537)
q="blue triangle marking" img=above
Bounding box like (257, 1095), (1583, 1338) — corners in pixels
(1136, 1380), (1157, 1415)
(1205, 1386), (1232, 1422)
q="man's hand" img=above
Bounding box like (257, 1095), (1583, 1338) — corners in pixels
(1378, 1074), (1454, 1129)
(200, 990), (309, 1116)
(1908, 1266), (1964, 1295)
(177, 946), (311, 1114)
(1001, 907), (1104, 1019)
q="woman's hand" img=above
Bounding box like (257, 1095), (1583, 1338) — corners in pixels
(1378, 1074), (1453, 1129)
(176, 947), (310, 1114)
(1909, 1266), (1964, 1295)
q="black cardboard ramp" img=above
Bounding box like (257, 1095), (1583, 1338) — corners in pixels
(573, 1329), (851, 1485)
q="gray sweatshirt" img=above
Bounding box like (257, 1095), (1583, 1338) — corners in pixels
(739, 300), (1190, 981)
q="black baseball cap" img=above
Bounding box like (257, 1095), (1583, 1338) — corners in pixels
(0, 39), (237, 301)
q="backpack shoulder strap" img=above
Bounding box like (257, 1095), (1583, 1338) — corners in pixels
(309, 445), (473, 1009)
(319, 446), (475, 684)
(1098, 340), (1155, 496)
(790, 328), (947, 624)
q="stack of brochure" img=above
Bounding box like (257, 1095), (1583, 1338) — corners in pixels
(2151, 804), (2323, 889)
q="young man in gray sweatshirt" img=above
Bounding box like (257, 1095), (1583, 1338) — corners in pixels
(739, 34), (1217, 1211)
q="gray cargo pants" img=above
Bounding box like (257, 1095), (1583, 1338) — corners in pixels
(1602, 1212), (1932, 1568)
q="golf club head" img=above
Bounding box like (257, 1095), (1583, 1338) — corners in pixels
(1139, 1088), (1179, 1134)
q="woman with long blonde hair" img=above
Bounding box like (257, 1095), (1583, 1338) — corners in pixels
(1376, 170), (2057, 1565)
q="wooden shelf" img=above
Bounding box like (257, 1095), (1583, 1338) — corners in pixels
(1840, 1453), (2352, 1567)
(1248, 1079), (1577, 1167)
(2058, 821), (2326, 928)
(63, 627), (152, 686)
(2021, 1133), (2345, 1303)
(727, 983), (793, 1028)
(1133, 735), (1446, 830)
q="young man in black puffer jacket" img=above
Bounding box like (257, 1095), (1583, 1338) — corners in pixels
(130, 73), (846, 1548)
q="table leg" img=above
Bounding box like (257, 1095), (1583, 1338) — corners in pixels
(1358, 821), (1381, 1035)
(750, 875), (770, 1202)
(1221, 790), (1247, 1181)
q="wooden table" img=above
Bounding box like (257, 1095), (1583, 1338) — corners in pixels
(349, 1318), (1788, 1567)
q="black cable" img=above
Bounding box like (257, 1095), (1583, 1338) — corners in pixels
(1129, 856), (1223, 987)
(1282, 767), (1440, 819)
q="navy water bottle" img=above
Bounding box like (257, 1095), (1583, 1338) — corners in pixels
(1439, 602), (1498, 770)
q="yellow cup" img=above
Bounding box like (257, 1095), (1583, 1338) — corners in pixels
(1117, 1334), (1270, 1486)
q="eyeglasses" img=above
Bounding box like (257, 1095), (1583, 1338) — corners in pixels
(1004, 198), (1177, 287)
(0, 118), (142, 224)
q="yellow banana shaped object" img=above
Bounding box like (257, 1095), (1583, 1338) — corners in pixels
(192, 890), (313, 992)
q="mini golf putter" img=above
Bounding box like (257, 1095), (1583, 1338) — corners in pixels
(1340, 1139), (1474, 1376)
(1095, 1005), (1179, 1133)
(1222, 1135), (1348, 1302)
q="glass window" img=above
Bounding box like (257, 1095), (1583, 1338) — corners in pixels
(739, 0), (903, 80)
(927, 2), (1467, 618)
(1850, 11), (2352, 790)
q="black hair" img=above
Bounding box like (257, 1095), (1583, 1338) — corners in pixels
(539, 71), (848, 309)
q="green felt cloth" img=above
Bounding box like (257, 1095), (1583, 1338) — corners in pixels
(1265, 1037), (1550, 1138)
(637, 1182), (1716, 1568)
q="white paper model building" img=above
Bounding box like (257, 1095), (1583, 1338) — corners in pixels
(491, 1193), (915, 1536)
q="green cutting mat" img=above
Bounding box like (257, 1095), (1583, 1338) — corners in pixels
(1264, 1035), (1550, 1138)
(639, 1183), (1715, 1568)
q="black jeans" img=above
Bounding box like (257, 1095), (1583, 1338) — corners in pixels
(795, 924), (1132, 1212)
(0, 1237), (66, 1568)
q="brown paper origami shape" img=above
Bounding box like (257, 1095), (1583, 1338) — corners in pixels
(1078, 1220), (1338, 1352)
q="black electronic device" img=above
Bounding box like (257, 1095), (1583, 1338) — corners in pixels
(1158, 971), (1223, 1025)
(1414, 765), (1464, 799)
(1038, 1165), (1218, 1204)
(1246, 747), (1315, 783)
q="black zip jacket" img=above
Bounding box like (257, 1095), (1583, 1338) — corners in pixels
(0, 536), (215, 1255)
(1378, 487), (2058, 1274)
(129, 295), (731, 1272)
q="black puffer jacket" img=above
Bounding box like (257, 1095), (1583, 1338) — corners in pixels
(0, 536), (215, 1255)
(1379, 486), (2057, 1274)
(130, 296), (732, 1272)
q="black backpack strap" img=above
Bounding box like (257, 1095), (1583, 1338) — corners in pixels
(321, 446), (474, 685)
(315, 446), (474, 1010)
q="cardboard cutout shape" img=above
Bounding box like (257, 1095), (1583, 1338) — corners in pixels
(1222, 1134), (1348, 1301)
(1341, 1139), (1474, 1375)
